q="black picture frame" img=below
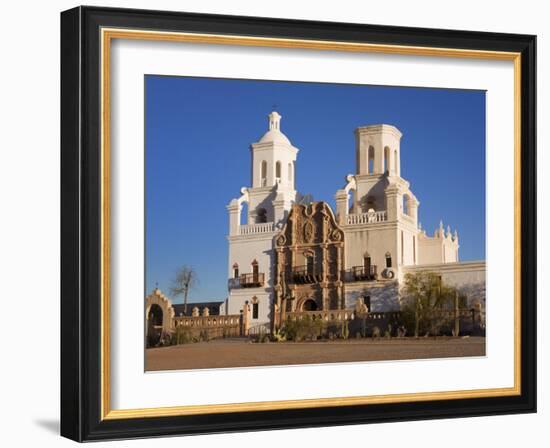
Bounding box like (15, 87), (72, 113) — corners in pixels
(61, 5), (536, 442)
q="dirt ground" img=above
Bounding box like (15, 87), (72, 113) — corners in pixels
(145, 337), (486, 371)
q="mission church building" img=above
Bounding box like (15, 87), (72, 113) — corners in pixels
(221, 111), (485, 333)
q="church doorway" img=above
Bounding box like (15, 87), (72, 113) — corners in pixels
(147, 304), (163, 347)
(302, 299), (318, 311)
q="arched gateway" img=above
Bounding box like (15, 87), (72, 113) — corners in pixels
(145, 288), (175, 346)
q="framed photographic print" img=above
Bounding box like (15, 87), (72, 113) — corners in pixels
(60, 6), (536, 441)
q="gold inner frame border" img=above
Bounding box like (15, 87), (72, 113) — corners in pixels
(100, 27), (522, 420)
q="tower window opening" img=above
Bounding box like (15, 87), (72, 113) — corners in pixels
(275, 160), (281, 182)
(384, 146), (391, 174)
(288, 162), (292, 183)
(260, 160), (267, 186)
(256, 208), (267, 223)
(385, 252), (392, 268)
(366, 196), (375, 212)
(403, 194), (411, 216)
(368, 146), (375, 174)
(233, 263), (239, 279)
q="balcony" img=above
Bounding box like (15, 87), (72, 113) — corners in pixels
(291, 265), (323, 284)
(240, 272), (265, 288)
(346, 210), (387, 225)
(343, 265), (378, 282)
(228, 273), (265, 289)
(239, 222), (274, 235)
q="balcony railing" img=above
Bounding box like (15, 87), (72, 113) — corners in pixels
(291, 265), (323, 284)
(239, 222), (274, 235)
(240, 272), (265, 288)
(343, 265), (378, 282)
(228, 273), (265, 289)
(346, 210), (387, 225)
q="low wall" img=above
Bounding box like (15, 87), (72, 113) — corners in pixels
(173, 314), (243, 340)
(282, 308), (484, 338)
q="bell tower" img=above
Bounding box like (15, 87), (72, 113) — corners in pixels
(246, 111), (299, 225)
(227, 111), (300, 234)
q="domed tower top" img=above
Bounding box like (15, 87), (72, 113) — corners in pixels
(250, 111), (298, 189)
(258, 111), (291, 145)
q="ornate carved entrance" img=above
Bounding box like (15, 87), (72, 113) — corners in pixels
(273, 201), (345, 330)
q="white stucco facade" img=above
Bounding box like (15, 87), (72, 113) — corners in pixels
(225, 112), (484, 328)
(225, 112), (299, 329)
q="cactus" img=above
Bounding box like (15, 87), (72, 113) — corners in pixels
(341, 321), (349, 340)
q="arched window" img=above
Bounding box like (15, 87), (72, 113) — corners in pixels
(403, 194), (411, 216)
(288, 162), (292, 183)
(251, 296), (259, 319)
(241, 201), (249, 225)
(394, 150), (398, 173)
(251, 260), (259, 282)
(364, 253), (372, 275)
(385, 252), (392, 268)
(348, 189), (356, 213)
(256, 207), (267, 223)
(384, 146), (391, 174)
(368, 146), (375, 174)
(233, 263), (239, 279)
(275, 160), (281, 181)
(260, 160), (267, 186)
(366, 196), (375, 211)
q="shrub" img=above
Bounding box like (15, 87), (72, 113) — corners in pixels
(174, 326), (192, 344)
(282, 316), (324, 341)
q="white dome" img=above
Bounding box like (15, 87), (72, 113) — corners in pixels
(258, 129), (291, 145)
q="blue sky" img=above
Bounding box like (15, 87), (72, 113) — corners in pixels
(145, 76), (486, 303)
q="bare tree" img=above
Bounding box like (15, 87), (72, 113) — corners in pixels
(170, 265), (198, 315)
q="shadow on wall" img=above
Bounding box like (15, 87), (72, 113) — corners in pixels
(345, 282), (400, 312)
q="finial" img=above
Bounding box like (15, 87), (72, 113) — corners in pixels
(446, 225), (451, 236)
(453, 229), (459, 241)
(268, 111), (282, 131)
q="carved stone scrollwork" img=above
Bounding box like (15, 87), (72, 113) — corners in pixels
(304, 220), (314, 243)
(304, 203), (315, 218)
(276, 235), (286, 246)
(330, 229), (343, 241)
